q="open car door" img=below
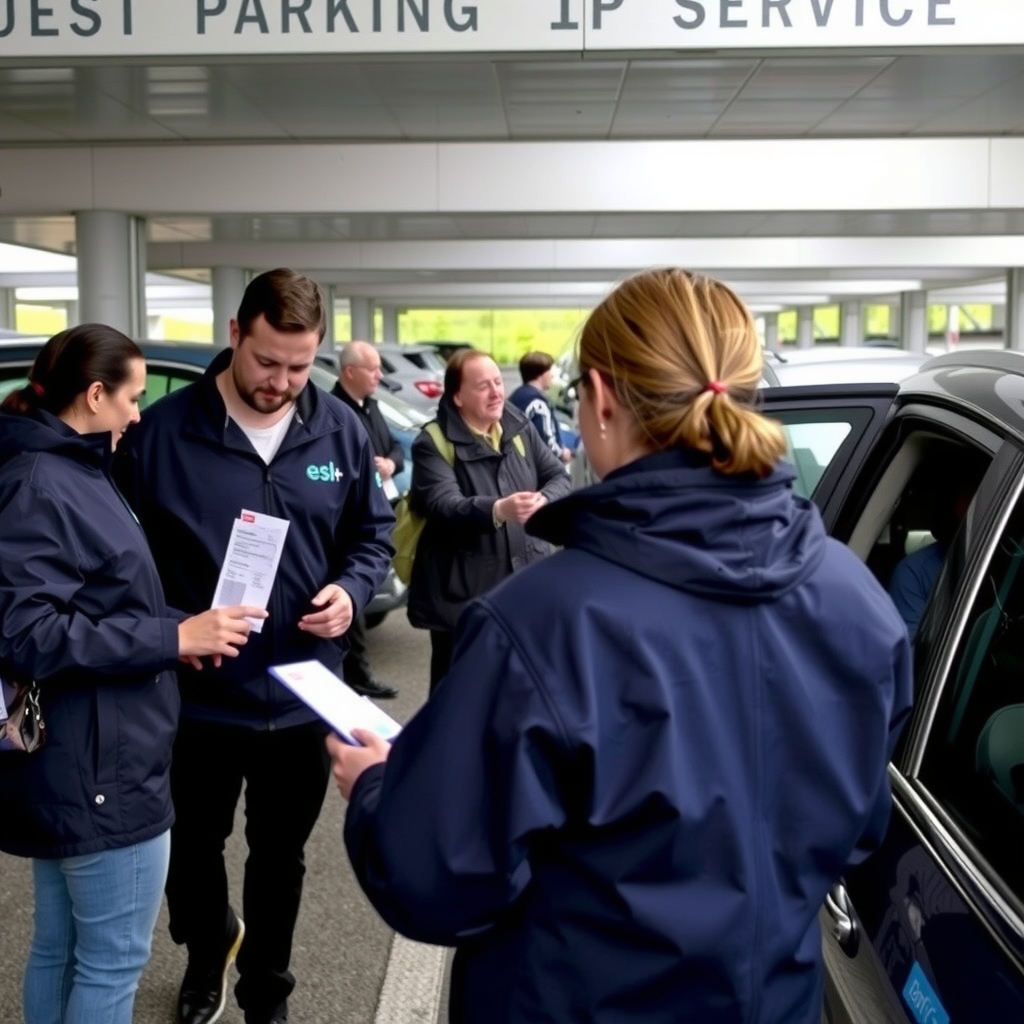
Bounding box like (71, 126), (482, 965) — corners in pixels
(759, 383), (899, 529)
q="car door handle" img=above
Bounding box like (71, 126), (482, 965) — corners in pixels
(824, 882), (860, 956)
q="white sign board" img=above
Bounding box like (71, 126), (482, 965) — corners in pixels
(0, 0), (1015, 57)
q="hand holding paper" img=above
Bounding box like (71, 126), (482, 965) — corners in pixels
(211, 509), (290, 632)
(178, 605), (268, 669)
(269, 659), (402, 746)
(327, 730), (390, 801)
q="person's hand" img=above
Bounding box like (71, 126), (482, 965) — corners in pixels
(560, 447), (573, 463)
(374, 456), (395, 480)
(298, 584), (354, 638)
(494, 491), (546, 525)
(178, 606), (266, 670)
(327, 729), (391, 800)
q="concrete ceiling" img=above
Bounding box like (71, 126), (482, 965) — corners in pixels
(2, 50), (1024, 310)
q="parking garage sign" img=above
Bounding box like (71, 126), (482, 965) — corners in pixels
(0, 0), (1017, 57)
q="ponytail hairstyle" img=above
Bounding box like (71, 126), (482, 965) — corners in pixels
(0, 324), (143, 417)
(577, 268), (786, 477)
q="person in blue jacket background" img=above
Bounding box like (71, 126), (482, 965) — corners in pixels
(328, 268), (914, 1024)
(507, 350), (573, 466)
(119, 269), (395, 1024)
(0, 325), (260, 1024)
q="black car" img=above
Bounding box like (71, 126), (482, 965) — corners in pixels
(764, 350), (1024, 1023)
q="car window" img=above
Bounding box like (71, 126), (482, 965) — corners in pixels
(768, 408), (870, 499)
(406, 350), (446, 374)
(920, 487), (1024, 900)
(141, 369), (195, 409)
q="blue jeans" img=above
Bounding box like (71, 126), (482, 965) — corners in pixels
(24, 831), (170, 1024)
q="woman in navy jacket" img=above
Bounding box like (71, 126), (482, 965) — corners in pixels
(329, 270), (913, 1024)
(0, 325), (261, 1024)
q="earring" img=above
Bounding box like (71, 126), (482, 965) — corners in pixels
(599, 421), (607, 440)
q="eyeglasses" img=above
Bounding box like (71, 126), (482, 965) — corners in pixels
(564, 373), (584, 401)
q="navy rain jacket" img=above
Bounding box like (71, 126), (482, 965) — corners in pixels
(0, 411), (181, 859)
(120, 349), (395, 728)
(345, 447), (913, 1024)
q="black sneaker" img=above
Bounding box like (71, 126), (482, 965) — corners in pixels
(177, 909), (245, 1024)
(348, 676), (399, 699)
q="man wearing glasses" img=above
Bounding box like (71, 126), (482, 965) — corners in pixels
(331, 340), (402, 699)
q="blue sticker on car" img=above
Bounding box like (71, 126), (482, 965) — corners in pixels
(902, 962), (949, 1024)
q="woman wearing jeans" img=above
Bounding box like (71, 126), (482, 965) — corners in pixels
(0, 325), (263, 1024)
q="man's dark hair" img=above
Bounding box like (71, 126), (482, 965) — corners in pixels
(236, 268), (326, 341)
(519, 351), (554, 385)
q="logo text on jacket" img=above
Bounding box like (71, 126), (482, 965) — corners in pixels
(306, 461), (344, 482)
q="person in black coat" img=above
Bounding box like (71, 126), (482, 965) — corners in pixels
(0, 325), (260, 1024)
(330, 340), (402, 699)
(405, 347), (571, 691)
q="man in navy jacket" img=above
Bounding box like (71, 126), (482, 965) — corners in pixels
(121, 269), (394, 1024)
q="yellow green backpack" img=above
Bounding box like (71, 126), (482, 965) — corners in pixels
(392, 421), (454, 585)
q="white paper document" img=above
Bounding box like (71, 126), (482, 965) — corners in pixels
(269, 659), (403, 745)
(382, 476), (399, 502)
(211, 509), (290, 632)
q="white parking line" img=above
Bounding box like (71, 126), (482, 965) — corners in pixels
(373, 934), (448, 1024)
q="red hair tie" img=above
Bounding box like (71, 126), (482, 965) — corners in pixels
(705, 380), (728, 395)
(30, 381), (44, 397)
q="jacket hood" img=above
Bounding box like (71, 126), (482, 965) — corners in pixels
(528, 447), (826, 602)
(0, 409), (111, 471)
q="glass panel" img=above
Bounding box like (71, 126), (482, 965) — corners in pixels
(768, 408), (863, 499)
(921, 493), (1024, 900)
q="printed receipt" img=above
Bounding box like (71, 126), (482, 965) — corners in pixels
(211, 509), (290, 632)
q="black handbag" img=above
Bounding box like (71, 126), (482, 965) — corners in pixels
(0, 676), (45, 754)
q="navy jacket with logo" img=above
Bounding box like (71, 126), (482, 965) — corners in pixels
(120, 349), (395, 728)
(0, 411), (181, 859)
(345, 447), (913, 1024)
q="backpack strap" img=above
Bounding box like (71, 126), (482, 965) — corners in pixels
(424, 420), (456, 467)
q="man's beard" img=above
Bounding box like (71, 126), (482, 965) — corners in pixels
(235, 367), (296, 413)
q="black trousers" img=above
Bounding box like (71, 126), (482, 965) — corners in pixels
(342, 612), (371, 685)
(429, 629), (455, 695)
(165, 717), (330, 1016)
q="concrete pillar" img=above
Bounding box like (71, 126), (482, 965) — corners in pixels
(0, 288), (15, 329)
(762, 312), (779, 351)
(900, 290), (928, 353)
(317, 286), (337, 364)
(349, 297), (373, 341)
(75, 211), (145, 336)
(840, 302), (862, 347)
(381, 305), (400, 343)
(64, 300), (79, 328)
(1006, 270), (1024, 352)
(211, 266), (247, 345)
(133, 216), (147, 337)
(797, 307), (814, 349)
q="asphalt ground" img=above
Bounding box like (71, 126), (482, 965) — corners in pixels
(0, 611), (449, 1024)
